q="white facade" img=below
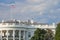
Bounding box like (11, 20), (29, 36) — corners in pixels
(0, 20), (56, 40)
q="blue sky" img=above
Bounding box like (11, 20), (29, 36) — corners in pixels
(0, 0), (60, 24)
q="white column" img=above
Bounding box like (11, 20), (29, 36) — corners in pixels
(19, 30), (21, 40)
(7, 30), (8, 40)
(1, 30), (2, 40)
(25, 31), (28, 40)
(24, 30), (25, 40)
(13, 30), (15, 40)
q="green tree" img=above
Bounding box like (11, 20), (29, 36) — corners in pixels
(30, 28), (47, 40)
(55, 23), (60, 40)
(45, 29), (54, 40)
(30, 28), (53, 40)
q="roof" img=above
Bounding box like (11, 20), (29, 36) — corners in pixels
(0, 20), (49, 25)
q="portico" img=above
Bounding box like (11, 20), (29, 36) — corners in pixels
(0, 20), (56, 40)
(0, 29), (26, 40)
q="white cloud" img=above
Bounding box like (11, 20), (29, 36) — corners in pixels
(1, 0), (58, 14)
(0, 3), (9, 6)
(48, 15), (57, 19)
(39, 18), (48, 23)
(0, 0), (60, 23)
(26, 0), (46, 4)
(13, 3), (47, 15)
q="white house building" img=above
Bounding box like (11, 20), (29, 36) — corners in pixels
(0, 19), (56, 40)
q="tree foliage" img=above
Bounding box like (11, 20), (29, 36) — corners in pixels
(55, 23), (60, 40)
(30, 28), (53, 40)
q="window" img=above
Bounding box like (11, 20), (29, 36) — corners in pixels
(8, 39), (13, 40)
(15, 39), (19, 40)
(2, 30), (7, 38)
(8, 30), (13, 38)
(2, 39), (6, 40)
(28, 32), (31, 37)
(21, 39), (24, 40)
(15, 30), (19, 38)
(21, 31), (24, 38)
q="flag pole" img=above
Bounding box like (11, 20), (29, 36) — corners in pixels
(10, 4), (15, 20)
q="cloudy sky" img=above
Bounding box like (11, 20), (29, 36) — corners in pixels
(0, 0), (60, 24)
